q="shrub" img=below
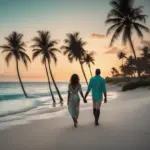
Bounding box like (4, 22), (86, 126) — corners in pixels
(122, 80), (150, 91)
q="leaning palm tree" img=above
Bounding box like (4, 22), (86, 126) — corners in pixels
(32, 48), (56, 104)
(0, 32), (31, 98)
(61, 32), (88, 85)
(106, 0), (149, 79)
(83, 51), (95, 77)
(111, 67), (120, 77)
(31, 31), (63, 103)
(117, 51), (127, 66)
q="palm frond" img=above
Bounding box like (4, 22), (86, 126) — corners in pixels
(133, 22), (149, 33)
(105, 18), (122, 25)
(50, 48), (61, 53)
(32, 50), (43, 60)
(50, 52), (57, 64)
(32, 37), (41, 45)
(0, 45), (11, 49)
(19, 51), (31, 68)
(83, 51), (95, 65)
(48, 40), (58, 46)
(133, 23), (143, 39)
(132, 6), (144, 15)
(31, 44), (40, 48)
(107, 9), (123, 19)
(110, 1), (120, 10)
(110, 24), (124, 46)
(132, 14), (147, 23)
(31, 31), (59, 65)
(5, 52), (13, 66)
(1, 32), (27, 64)
(106, 23), (121, 36)
(68, 53), (74, 63)
(1, 49), (12, 53)
(64, 39), (69, 43)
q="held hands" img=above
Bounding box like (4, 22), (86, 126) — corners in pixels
(84, 99), (87, 103)
(83, 96), (87, 103)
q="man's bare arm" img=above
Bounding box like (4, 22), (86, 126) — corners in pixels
(85, 91), (90, 100)
(104, 92), (107, 103)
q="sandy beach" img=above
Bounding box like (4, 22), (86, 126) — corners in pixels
(0, 85), (150, 150)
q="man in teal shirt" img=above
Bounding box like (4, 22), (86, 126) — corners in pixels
(85, 69), (107, 126)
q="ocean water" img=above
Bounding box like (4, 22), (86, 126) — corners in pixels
(0, 82), (118, 130)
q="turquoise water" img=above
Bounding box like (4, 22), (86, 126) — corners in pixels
(0, 82), (87, 116)
(0, 82), (117, 130)
(0, 82), (75, 100)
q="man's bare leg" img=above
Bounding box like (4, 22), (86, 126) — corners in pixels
(95, 101), (102, 126)
(93, 101), (97, 124)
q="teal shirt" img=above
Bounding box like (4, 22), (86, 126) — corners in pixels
(88, 76), (106, 101)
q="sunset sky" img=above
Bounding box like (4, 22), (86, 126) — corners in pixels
(0, 0), (150, 82)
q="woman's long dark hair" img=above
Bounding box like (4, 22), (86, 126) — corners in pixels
(70, 74), (80, 86)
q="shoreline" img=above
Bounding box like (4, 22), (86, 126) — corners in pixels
(0, 86), (150, 149)
(0, 84), (118, 130)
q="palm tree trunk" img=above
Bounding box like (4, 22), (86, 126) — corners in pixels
(15, 59), (28, 98)
(80, 61), (88, 85)
(48, 61), (63, 103)
(45, 62), (55, 103)
(128, 36), (141, 80)
(88, 64), (93, 77)
(122, 59), (125, 77)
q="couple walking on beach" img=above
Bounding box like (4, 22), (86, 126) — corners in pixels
(68, 69), (107, 128)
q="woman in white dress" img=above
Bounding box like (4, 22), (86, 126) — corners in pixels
(68, 74), (87, 127)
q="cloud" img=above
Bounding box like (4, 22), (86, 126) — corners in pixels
(90, 33), (105, 39)
(104, 47), (120, 54)
(104, 45), (129, 55)
(141, 40), (150, 47)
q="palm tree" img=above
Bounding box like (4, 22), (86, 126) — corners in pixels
(61, 32), (88, 85)
(31, 31), (63, 103)
(106, 0), (149, 79)
(126, 56), (135, 66)
(141, 46), (150, 60)
(0, 32), (31, 98)
(120, 65), (134, 77)
(32, 48), (55, 104)
(83, 51), (95, 77)
(111, 67), (120, 77)
(125, 55), (137, 77)
(117, 51), (127, 66)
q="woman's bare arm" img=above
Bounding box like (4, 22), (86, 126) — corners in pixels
(67, 91), (70, 105)
(68, 85), (70, 105)
(80, 91), (87, 103)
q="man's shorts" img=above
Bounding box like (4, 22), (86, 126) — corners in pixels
(93, 100), (102, 109)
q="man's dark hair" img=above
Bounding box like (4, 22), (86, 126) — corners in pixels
(95, 69), (101, 75)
